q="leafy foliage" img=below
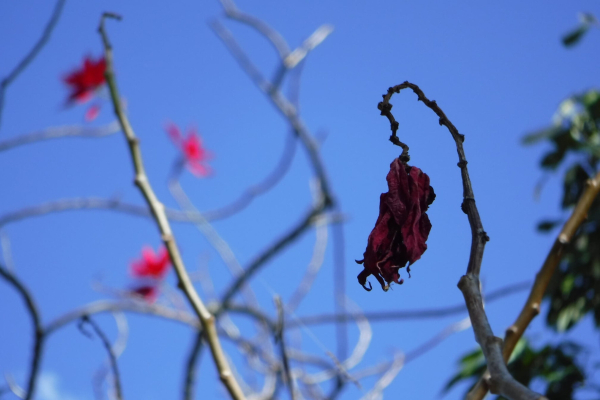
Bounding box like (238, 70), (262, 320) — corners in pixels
(524, 88), (600, 331)
(444, 339), (586, 399)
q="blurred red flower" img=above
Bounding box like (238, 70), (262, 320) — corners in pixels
(63, 56), (106, 104)
(131, 285), (159, 303)
(130, 246), (171, 279)
(356, 158), (435, 291)
(166, 123), (213, 177)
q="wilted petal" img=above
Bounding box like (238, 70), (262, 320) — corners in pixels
(357, 158), (435, 291)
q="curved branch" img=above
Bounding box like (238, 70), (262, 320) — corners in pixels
(0, 0), (67, 129)
(0, 197), (205, 227)
(0, 122), (120, 152)
(467, 170), (600, 400)
(379, 82), (543, 400)
(79, 316), (123, 400)
(183, 332), (204, 400)
(0, 265), (44, 400)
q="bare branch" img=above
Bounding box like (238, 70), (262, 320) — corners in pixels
(202, 131), (297, 221)
(359, 353), (404, 400)
(0, 122), (120, 152)
(274, 296), (296, 400)
(0, 0), (66, 130)
(467, 170), (600, 400)
(0, 264), (44, 400)
(98, 14), (245, 399)
(379, 82), (543, 400)
(79, 316), (124, 400)
(183, 332), (203, 400)
(288, 280), (530, 327)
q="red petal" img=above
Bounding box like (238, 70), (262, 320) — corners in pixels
(357, 158), (435, 291)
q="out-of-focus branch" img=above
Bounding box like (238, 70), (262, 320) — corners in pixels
(0, 264), (44, 400)
(289, 280), (530, 327)
(0, 0), (66, 130)
(287, 215), (329, 312)
(379, 82), (543, 400)
(0, 122), (120, 152)
(467, 170), (600, 400)
(0, 197), (239, 228)
(98, 14), (245, 399)
(219, 206), (324, 310)
(359, 353), (404, 400)
(79, 316), (123, 400)
(274, 297), (296, 400)
(46, 300), (199, 333)
(202, 131), (297, 221)
(183, 332), (204, 400)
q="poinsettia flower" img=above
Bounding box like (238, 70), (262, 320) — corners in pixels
(356, 158), (436, 291)
(130, 246), (171, 279)
(166, 123), (213, 177)
(63, 56), (106, 104)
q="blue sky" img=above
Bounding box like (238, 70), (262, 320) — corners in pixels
(1, 1), (599, 399)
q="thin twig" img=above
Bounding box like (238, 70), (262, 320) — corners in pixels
(0, 264), (44, 400)
(0, 0), (67, 130)
(183, 331), (204, 400)
(287, 215), (329, 312)
(467, 170), (600, 400)
(98, 14), (245, 399)
(359, 353), (404, 400)
(274, 296), (296, 400)
(79, 316), (124, 400)
(0, 122), (120, 152)
(0, 197), (233, 228)
(202, 131), (297, 221)
(379, 82), (543, 400)
(288, 280), (530, 327)
(219, 206), (324, 310)
(332, 222), (347, 362)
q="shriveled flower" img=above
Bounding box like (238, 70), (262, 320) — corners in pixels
(63, 56), (106, 104)
(130, 246), (171, 279)
(356, 158), (435, 291)
(166, 123), (213, 177)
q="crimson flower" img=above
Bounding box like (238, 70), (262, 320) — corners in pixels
(356, 158), (435, 291)
(166, 123), (213, 177)
(63, 56), (106, 104)
(130, 246), (171, 279)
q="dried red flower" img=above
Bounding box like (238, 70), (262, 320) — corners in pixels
(166, 123), (213, 177)
(63, 56), (106, 104)
(130, 246), (171, 279)
(356, 158), (435, 291)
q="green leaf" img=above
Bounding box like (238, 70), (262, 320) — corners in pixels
(562, 25), (589, 47)
(522, 125), (564, 145)
(537, 219), (562, 232)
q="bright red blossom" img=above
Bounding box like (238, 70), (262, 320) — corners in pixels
(166, 123), (213, 177)
(63, 56), (106, 104)
(356, 158), (435, 291)
(130, 246), (171, 279)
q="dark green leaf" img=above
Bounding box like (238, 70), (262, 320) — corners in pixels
(537, 219), (563, 232)
(562, 25), (588, 47)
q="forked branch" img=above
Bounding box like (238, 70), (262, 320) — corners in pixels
(379, 82), (544, 400)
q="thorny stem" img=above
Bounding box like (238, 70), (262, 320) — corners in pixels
(79, 316), (123, 400)
(379, 82), (544, 400)
(0, 264), (44, 400)
(467, 170), (600, 400)
(98, 14), (245, 400)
